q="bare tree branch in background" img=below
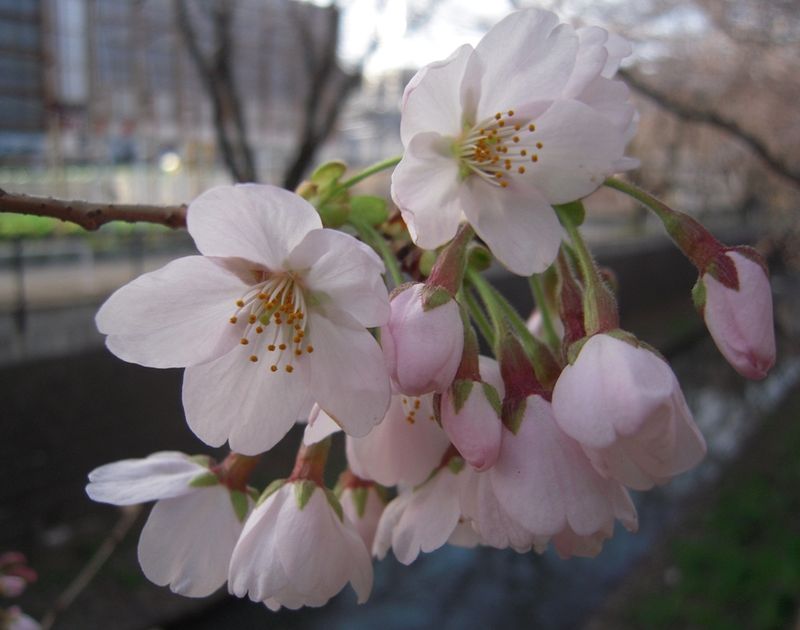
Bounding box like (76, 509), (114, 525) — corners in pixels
(619, 68), (800, 188)
(0, 189), (187, 231)
(282, 2), (379, 190)
(174, 0), (257, 183)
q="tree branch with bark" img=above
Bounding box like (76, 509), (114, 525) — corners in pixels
(0, 189), (187, 231)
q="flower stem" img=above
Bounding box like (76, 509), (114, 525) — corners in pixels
(462, 286), (494, 348)
(339, 156), (403, 191)
(350, 218), (404, 287)
(289, 437), (332, 485)
(555, 202), (618, 336)
(528, 273), (560, 351)
(465, 268), (508, 353)
(604, 176), (723, 271)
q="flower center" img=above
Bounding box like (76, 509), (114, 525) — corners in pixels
(400, 396), (436, 425)
(456, 110), (543, 188)
(228, 273), (313, 374)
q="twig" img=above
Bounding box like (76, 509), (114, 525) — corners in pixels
(39, 505), (143, 630)
(619, 68), (800, 188)
(0, 189), (187, 231)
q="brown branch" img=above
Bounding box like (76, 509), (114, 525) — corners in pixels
(0, 189), (187, 231)
(619, 68), (800, 188)
(39, 505), (143, 630)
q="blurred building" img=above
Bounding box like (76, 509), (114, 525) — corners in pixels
(0, 0), (404, 197)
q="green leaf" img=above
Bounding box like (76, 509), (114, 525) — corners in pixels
(188, 471), (219, 488)
(294, 480), (318, 510)
(229, 489), (249, 522)
(349, 195), (389, 226)
(310, 160), (347, 187)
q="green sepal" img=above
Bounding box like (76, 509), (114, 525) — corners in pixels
(317, 201), (350, 228)
(189, 471), (219, 488)
(349, 195), (388, 226)
(554, 201), (585, 227)
(324, 487), (344, 522)
(188, 454), (213, 468)
(247, 486), (260, 502)
(350, 486), (369, 519)
(566, 336), (590, 365)
(691, 276), (706, 314)
(451, 379), (474, 414)
(421, 285), (452, 311)
(374, 484), (391, 505)
(294, 480), (318, 510)
(419, 250), (437, 277)
(310, 160), (347, 187)
(604, 328), (640, 347)
(504, 397), (527, 435)
(481, 382), (502, 417)
(229, 489), (249, 522)
(256, 478), (286, 507)
(446, 456), (465, 475)
(467, 243), (492, 272)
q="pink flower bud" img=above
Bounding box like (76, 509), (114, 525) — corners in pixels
(381, 283), (463, 396)
(0, 575), (26, 598)
(552, 333), (706, 490)
(701, 250), (775, 380)
(441, 380), (502, 471)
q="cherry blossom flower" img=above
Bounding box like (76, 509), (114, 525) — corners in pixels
(465, 395), (638, 558)
(86, 451), (250, 597)
(373, 459), (467, 564)
(228, 481), (372, 610)
(552, 334), (707, 490)
(381, 283), (463, 396)
(392, 8), (636, 275)
(340, 483), (386, 551)
(346, 393), (450, 487)
(701, 250), (776, 380)
(96, 184), (391, 454)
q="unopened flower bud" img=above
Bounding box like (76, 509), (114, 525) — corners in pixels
(441, 379), (502, 471)
(698, 249), (775, 380)
(552, 333), (706, 490)
(381, 283), (463, 395)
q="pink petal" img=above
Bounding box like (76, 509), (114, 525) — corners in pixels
(96, 256), (248, 368)
(187, 184), (321, 270)
(302, 312), (391, 438)
(391, 132), (463, 250)
(86, 452), (206, 505)
(183, 345), (312, 454)
(400, 43), (473, 145)
(473, 9), (578, 118)
(287, 228), (389, 328)
(522, 99), (626, 204)
(459, 176), (563, 275)
(138, 485), (245, 597)
(346, 394), (449, 487)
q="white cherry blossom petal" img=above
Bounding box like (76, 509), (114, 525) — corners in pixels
(459, 176), (563, 275)
(302, 312), (390, 438)
(303, 405), (342, 446)
(183, 345), (312, 454)
(401, 43), (473, 145)
(522, 99), (626, 204)
(473, 9), (578, 117)
(391, 132), (464, 250)
(86, 452), (207, 505)
(96, 256), (248, 368)
(138, 485), (246, 597)
(287, 228), (388, 328)
(187, 184), (321, 270)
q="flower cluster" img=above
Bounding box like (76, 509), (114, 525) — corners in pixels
(86, 7), (776, 614)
